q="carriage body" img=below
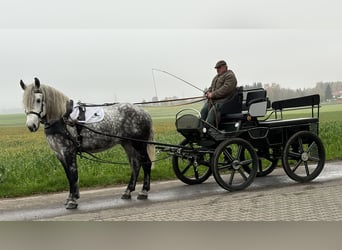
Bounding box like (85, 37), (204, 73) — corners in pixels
(172, 87), (325, 191)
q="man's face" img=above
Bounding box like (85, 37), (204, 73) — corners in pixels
(216, 65), (227, 75)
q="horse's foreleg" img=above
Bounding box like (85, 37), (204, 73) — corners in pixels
(57, 152), (79, 209)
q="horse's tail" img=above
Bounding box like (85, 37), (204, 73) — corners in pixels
(147, 127), (155, 169)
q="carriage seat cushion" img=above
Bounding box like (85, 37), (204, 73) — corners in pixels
(69, 101), (105, 123)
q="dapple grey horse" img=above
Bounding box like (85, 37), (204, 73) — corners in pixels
(21, 78), (154, 209)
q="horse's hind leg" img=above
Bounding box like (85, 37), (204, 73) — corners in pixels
(121, 144), (141, 199)
(137, 145), (152, 200)
(121, 143), (152, 200)
(137, 167), (150, 199)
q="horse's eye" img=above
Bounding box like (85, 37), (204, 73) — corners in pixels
(37, 99), (41, 104)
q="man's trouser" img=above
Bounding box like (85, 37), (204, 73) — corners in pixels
(200, 101), (221, 127)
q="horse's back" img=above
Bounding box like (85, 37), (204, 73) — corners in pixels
(90, 103), (152, 139)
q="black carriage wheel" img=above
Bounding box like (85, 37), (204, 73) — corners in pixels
(242, 148), (279, 177)
(212, 138), (258, 191)
(256, 152), (279, 177)
(282, 131), (325, 182)
(172, 139), (212, 185)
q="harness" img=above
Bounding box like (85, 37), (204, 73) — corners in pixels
(33, 98), (203, 166)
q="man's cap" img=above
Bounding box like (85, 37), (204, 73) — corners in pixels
(214, 60), (227, 68)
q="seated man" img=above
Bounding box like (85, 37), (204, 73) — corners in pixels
(200, 60), (238, 127)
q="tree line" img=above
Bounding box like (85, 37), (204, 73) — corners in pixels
(243, 81), (342, 103)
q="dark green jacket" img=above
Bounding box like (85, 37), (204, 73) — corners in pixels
(209, 69), (237, 103)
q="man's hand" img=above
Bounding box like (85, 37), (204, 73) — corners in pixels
(206, 92), (213, 99)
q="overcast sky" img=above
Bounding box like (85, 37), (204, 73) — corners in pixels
(1, 0), (342, 112)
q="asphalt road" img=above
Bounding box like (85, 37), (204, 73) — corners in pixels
(1, 161), (342, 221)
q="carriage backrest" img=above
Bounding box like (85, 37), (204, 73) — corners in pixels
(271, 94), (320, 110)
(220, 87), (243, 115)
(271, 94), (320, 119)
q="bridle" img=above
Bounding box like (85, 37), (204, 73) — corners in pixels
(25, 89), (47, 123)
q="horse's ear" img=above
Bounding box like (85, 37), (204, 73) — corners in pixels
(34, 77), (40, 89)
(20, 80), (26, 90)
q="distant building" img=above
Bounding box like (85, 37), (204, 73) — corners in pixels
(332, 91), (342, 99)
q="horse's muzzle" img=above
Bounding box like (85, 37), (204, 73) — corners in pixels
(27, 123), (38, 132)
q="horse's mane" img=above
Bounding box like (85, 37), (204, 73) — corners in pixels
(22, 84), (70, 122)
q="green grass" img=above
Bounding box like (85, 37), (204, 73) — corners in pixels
(0, 103), (341, 198)
(0, 113), (25, 127)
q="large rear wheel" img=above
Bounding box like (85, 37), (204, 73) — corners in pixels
(282, 131), (325, 182)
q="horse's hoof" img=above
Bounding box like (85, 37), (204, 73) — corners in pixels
(121, 191), (131, 199)
(65, 200), (78, 209)
(137, 190), (148, 200)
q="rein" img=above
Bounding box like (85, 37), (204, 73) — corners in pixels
(78, 150), (172, 165)
(76, 95), (206, 107)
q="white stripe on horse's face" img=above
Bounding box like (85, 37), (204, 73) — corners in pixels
(25, 92), (44, 132)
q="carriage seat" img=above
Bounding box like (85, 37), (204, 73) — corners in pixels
(219, 87), (244, 121)
(220, 88), (268, 123)
(258, 94), (320, 127)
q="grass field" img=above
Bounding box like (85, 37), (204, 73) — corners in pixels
(0, 102), (341, 198)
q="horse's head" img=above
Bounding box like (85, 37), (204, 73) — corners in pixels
(20, 77), (46, 132)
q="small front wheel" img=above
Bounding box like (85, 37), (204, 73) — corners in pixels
(212, 138), (258, 191)
(172, 139), (212, 185)
(282, 131), (325, 182)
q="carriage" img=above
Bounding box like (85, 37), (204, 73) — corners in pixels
(162, 87), (325, 191)
(20, 78), (325, 209)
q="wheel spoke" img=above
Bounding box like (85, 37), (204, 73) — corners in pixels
(292, 159), (303, 173)
(228, 170), (235, 185)
(308, 156), (320, 162)
(180, 163), (192, 175)
(223, 148), (234, 162)
(298, 138), (304, 153)
(307, 141), (316, 152)
(304, 161), (310, 176)
(194, 169), (199, 180)
(236, 145), (243, 160)
(240, 159), (253, 166)
(217, 163), (231, 171)
(288, 151), (301, 159)
(238, 168), (248, 180)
